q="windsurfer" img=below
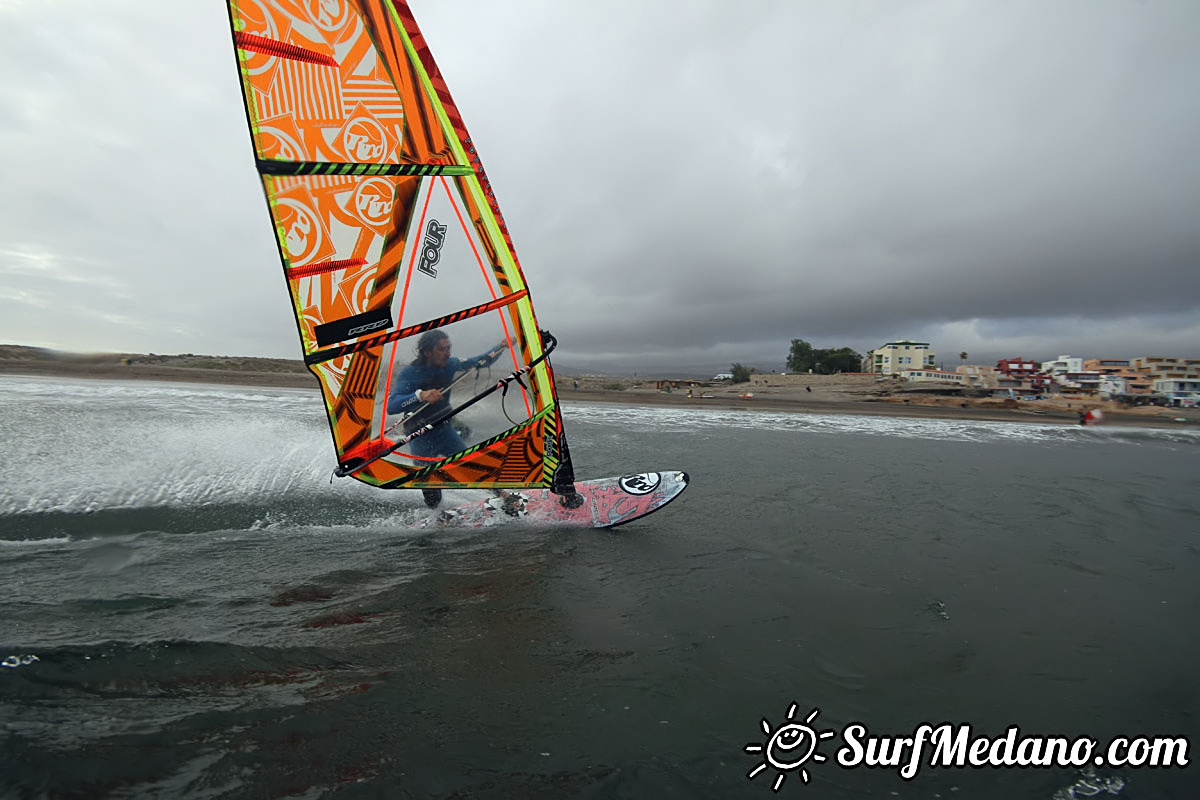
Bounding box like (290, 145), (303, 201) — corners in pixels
(388, 329), (505, 507)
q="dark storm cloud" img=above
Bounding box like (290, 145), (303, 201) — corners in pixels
(424, 1), (1200, 371)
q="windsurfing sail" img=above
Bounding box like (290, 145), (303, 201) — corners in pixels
(223, 0), (576, 494)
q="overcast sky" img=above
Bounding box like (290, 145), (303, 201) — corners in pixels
(2, 1), (1198, 374)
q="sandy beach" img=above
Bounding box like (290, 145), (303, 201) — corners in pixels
(3, 345), (1196, 430)
(558, 374), (1200, 429)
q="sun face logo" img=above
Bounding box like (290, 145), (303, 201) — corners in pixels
(745, 704), (836, 792)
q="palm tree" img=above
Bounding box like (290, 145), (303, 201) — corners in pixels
(959, 351), (968, 366)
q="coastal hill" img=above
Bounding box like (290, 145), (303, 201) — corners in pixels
(0, 344), (312, 388)
(0, 344), (889, 400)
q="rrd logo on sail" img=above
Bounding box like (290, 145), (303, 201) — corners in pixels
(418, 220), (447, 278)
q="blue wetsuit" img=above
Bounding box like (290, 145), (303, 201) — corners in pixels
(386, 348), (501, 459)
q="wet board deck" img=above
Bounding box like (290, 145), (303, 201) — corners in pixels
(420, 471), (689, 529)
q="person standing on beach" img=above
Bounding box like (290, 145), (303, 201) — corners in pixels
(388, 329), (505, 508)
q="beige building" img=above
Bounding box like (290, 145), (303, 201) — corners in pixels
(867, 340), (936, 375)
(1085, 359), (1153, 394)
(1084, 358), (1132, 374)
(955, 364), (1000, 389)
(1132, 357), (1200, 381)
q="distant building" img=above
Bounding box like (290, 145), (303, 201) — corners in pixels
(1085, 359), (1152, 394)
(1098, 376), (1126, 398)
(867, 340), (936, 375)
(1041, 355), (1083, 375)
(900, 369), (964, 384)
(995, 357), (1053, 392)
(1054, 371), (1103, 395)
(1084, 358), (1131, 374)
(1040, 355), (1102, 393)
(992, 374), (1044, 399)
(955, 364), (1000, 389)
(1153, 378), (1200, 407)
(1098, 375), (1155, 398)
(1132, 357), (1200, 381)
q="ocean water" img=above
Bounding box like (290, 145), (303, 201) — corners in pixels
(1, 375), (1197, 799)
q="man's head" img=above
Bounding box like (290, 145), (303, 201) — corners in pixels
(416, 330), (451, 367)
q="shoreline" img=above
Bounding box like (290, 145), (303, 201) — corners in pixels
(0, 361), (318, 390)
(559, 387), (1197, 429)
(3, 360), (1197, 430)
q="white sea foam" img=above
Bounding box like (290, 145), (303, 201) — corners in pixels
(0, 378), (364, 516)
(0, 536), (72, 547)
(2, 378), (1195, 518)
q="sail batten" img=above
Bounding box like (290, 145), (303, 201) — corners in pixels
(256, 159), (473, 177)
(303, 291), (529, 366)
(225, 0), (572, 492)
(234, 32), (338, 67)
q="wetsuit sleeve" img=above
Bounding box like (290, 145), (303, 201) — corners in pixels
(465, 343), (506, 369)
(387, 365), (423, 415)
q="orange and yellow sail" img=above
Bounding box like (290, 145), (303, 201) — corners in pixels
(224, 0), (573, 492)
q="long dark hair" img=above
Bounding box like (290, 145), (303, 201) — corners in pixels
(412, 329), (448, 366)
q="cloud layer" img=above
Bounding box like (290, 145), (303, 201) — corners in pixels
(2, 1), (1197, 374)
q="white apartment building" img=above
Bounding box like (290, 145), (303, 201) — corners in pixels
(1041, 355), (1083, 375)
(1153, 378), (1200, 407)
